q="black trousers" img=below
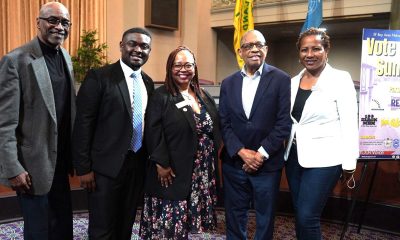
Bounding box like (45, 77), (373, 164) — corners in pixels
(88, 151), (145, 240)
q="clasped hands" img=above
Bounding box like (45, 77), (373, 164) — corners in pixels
(156, 164), (175, 188)
(238, 148), (265, 173)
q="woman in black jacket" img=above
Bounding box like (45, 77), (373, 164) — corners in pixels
(140, 46), (221, 239)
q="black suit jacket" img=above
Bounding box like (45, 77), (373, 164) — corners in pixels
(72, 61), (154, 178)
(219, 63), (291, 172)
(143, 85), (221, 200)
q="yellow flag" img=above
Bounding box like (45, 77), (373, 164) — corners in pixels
(233, 0), (254, 68)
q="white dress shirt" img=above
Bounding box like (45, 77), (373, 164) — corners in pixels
(241, 65), (269, 159)
(120, 59), (148, 136)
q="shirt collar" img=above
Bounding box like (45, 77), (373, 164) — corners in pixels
(119, 59), (141, 78)
(240, 64), (263, 78)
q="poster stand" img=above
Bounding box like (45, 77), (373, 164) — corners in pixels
(344, 28), (400, 239)
(340, 158), (395, 240)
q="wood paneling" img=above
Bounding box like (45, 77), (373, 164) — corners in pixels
(1, 161), (399, 206)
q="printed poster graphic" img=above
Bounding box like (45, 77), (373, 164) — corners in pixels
(359, 28), (400, 159)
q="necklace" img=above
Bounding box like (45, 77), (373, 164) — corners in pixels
(180, 89), (200, 111)
(180, 89), (194, 101)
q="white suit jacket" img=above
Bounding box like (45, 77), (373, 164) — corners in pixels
(284, 64), (359, 170)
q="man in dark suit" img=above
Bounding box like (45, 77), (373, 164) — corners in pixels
(72, 27), (154, 240)
(0, 2), (75, 239)
(219, 30), (291, 239)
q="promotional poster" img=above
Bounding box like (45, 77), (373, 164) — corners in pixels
(359, 28), (400, 159)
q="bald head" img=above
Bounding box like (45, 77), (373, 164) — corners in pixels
(39, 2), (69, 18)
(240, 30), (266, 46)
(37, 1), (70, 49)
(238, 29), (268, 74)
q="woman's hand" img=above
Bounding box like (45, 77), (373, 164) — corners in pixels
(156, 164), (176, 188)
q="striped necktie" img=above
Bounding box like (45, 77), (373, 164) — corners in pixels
(130, 72), (142, 152)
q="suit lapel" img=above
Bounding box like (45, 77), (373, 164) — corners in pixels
(173, 94), (196, 132)
(249, 64), (272, 119)
(114, 63), (133, 119)
(200, 92), (216, 121)
(299, 65), (330, 123)
(30, 39), (57, 124)
(61, 48), (74, 84)
(141, 72), (154, 96)
(232, 72), (247, 119)
(115, 63), (155, 122)
(290, 71), (302, 124)
(61, 48), (77, 131)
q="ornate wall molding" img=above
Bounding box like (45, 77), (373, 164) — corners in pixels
(211, 0), (306, 13)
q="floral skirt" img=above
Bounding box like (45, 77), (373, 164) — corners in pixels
(139, 138), (217, 239)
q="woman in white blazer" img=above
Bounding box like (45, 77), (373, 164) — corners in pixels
(284, 28), (359, 240)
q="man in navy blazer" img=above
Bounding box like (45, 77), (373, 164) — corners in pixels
(219, 30), (291, 239)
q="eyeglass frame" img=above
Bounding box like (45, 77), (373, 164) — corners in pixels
(172, 62), (195, 71)
(122, 40), (151, 50)
(240, 41), (267, 51)
(39, 16), (71, 28)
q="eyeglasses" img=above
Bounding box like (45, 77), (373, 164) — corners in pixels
(123, 41), (151, 50)
(241, 42), (266, 51)
(172, 63), (195, 71)
(39, 17), (71, 28)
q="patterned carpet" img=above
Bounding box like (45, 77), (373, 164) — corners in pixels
(0, 210), (399, 240)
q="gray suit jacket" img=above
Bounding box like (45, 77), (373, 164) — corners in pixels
(0, 38), (76, 195)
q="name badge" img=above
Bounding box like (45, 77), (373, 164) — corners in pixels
(175, 100), (190, 109)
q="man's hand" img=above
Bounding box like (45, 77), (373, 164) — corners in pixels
(9, 172), (31, 193)
(254, 152), (265, 163)
(79, 171), (96, 192)
(242, 163), (256, 173)
(156, 164), (175, 188)
(238, 148), (263, 172)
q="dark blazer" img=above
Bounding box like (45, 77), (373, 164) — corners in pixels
(72, 61), (154, 178)
(144, 85), (221, 200)
(0, 38), (76, 195)
(219, 63), (291, 172)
